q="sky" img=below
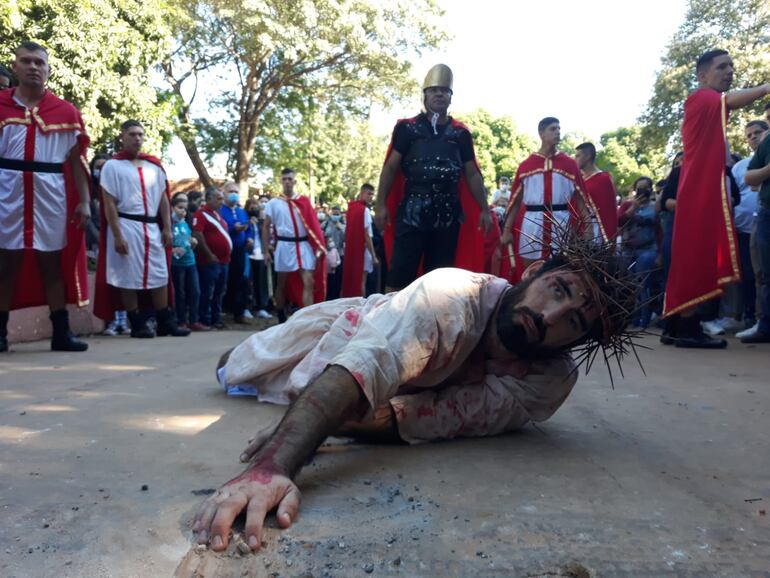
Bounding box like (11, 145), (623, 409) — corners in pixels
(166, 0), (689, 180)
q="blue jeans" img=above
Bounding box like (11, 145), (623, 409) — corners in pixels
(198, 263), (228, 326)
(756, 207), (770, 333)
(171, 264), (200, 325)
(627, 247), (658, 328)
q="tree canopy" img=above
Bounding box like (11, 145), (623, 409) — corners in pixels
(0, 0), (177, 153)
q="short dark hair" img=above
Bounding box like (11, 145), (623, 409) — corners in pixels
(171, 192), (188, 206)
(633, 176), (653, 190)
(576, 142), (596, 161)
(204, 186), (220, 200)
(746, 120), (769, 131)
(15, 41), (48, 57)
(360, 183), (374, 192)
(656, 179), (667, 189)
(89, 152), (110, 173)
(696, 49), (729, 74)
(120, 119), (143, 132)
(538, 117), (560, 133)
(0, 65), (12, 80)
(281, 168), (295, 176)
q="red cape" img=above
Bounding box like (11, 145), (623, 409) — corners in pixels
(284, 195), (327, 306)
(341, 199), (367, 297)
(500, 152), (593, 283)
(583, 170), (617, 241)
(93, 152), (174, 320)
(663, 88), (740, 317)
(0, 89), (90, 311)
(484, 208), (502, 275)
(383, 116), (485, 275)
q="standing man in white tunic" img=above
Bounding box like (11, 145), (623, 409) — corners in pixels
(96, 120), (189, 338)
(262, 168), (324, 322)
(0, 41), (91, 353)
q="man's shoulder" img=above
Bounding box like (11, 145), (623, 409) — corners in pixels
(553, 152), (580, 172)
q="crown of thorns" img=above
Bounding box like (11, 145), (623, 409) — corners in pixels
(524, 216), (650, 386)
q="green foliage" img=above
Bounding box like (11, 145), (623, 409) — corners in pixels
(0, 0), (178, 154)
(596, 126), (668, 193)
(254, 96), (387, 205)
(458, 109), (536, 190)
(641, 0), (770, 156)
(558, 131), (591, 157)
(164, 0), (447, 186)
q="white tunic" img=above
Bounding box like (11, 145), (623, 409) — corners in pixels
(100, 158), (168, 290)
(363, 207), (374, 273)
(517, 172), (576, 259)
(264, 196), (316, 273)
(0, 96), (79, 251)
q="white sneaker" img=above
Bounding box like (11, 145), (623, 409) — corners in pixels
(716, 317), (743, 333)
(701, 320), (725, 336)
(242, 310), (254, 320)
(256, 309), (272, 319)
(736, 322), (759, 339)
(103, 322), (119, 336)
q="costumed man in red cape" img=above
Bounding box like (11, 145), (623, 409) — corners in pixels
(661, 49), (770, 348)
(0, 41), (91, 353)
(574, 142), (618, 244)
(500, 117), (600, 283)
(341, 183), (379, 297)
(93, 119), (189, 338)
(262, 168), (326, 323)
(374, 64), (491, 291)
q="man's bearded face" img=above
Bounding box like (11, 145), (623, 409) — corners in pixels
(496, 267), (600, 358)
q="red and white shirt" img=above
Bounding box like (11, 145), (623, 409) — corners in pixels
(193, 205), (232, 265)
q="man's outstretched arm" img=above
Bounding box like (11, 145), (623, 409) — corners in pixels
(192, 365), (368, 552)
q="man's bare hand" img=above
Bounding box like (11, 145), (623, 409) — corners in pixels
(264, 246), (274, 265)
(192, 468), (300, 552)
(240, 419), (282, 463)
(162, 230), (173, 248)
(478, 210), (492, 234)
(500, 229), (513, 247)
(73, 201), (91, 229)
(374, 205), (389, 232)
(114, 236), (129, 255)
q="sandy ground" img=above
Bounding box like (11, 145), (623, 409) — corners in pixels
(0, 327), (769, 578)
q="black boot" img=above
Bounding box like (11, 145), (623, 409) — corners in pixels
(675, 315), (727, 349)
(660, 315), (678, 345)
(128, 310), (155, 338)
(0, 310), (9, 353)
(50, 309), (88, 352)
(156, 308), (190, 337)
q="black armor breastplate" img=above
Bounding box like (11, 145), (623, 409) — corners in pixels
(398, 118), (465, 230)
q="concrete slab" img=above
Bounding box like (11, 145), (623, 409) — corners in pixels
(0, 330), (768, 577)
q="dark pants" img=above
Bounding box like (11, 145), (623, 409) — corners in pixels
(756, 207), (770, 334)
(327, 257), (343, 300)
(626, 248), (657, 328)
(249, 258), (270, 310)
(171, 264), (200, 325)
(737, 231), (756, 322)
(224, 246), (249, 316)
(387, 223), (461, 289)
(199, 263), (228, 326)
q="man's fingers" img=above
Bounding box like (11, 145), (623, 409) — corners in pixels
(240, 437), (265, 463)
(209, 493), (248, 551)
(243, 497), (271, 550)
(276, 486), (301, 529)
(193, 494), (225, 543)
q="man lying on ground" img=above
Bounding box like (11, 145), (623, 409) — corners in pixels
(192, 236), (639, 552)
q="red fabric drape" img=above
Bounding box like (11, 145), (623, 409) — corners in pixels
(284, 195), (327, 306)
(663, 88), (740, 317)
(341, 199), (367, 297)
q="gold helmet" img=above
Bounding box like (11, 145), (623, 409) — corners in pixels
(422, 64), (453, 93)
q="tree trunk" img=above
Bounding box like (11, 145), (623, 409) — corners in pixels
(178, 130), (215, 190)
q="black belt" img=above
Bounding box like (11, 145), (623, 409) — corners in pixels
(526, 204), (569, 212)
(0, 158), (63, 173)
(276, 235), (308, 242)
(118, 212), (159, 224)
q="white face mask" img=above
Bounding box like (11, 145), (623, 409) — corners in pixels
(317, 212), (327, 221)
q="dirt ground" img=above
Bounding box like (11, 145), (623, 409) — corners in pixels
(0, 327), (768, 578)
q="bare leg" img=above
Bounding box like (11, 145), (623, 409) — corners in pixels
(150, 286), (168, 310)
(0, 249), (24, 311)
(120, 289), (139, 312)
(300, 269), (314, 308)
(34, 250), (66, 311)
(274, 272), (288, 309)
